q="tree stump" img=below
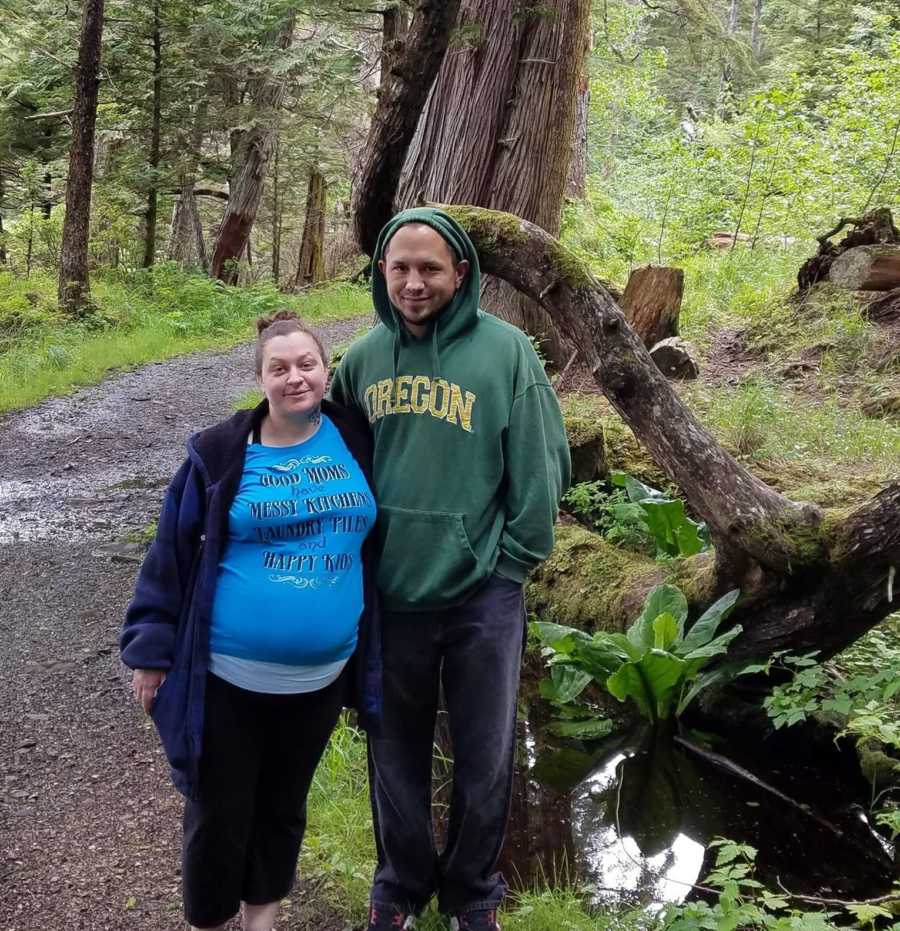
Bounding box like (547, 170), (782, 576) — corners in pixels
(649, 336), (699, 380)
(828, 245), (900, 291)
(620, 265), (685, 348)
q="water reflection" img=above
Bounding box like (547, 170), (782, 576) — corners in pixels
(496, 709), (897, 906)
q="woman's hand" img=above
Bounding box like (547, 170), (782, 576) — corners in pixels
(132, 668), (166, 713)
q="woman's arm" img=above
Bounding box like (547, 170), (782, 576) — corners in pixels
(120, 457), (204, 675)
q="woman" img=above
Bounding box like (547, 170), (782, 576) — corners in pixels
(120, 311), (381, 931)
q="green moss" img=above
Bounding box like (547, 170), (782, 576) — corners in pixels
(746, 510), (827, 568)
(545, 237), (596, 290)
(527, 525), (718, 634)
(526, 524), (663, 632)
(443, 204), (595, 291)
(559, 393), (605, 448)
(664, 552), (718, 605)
(442, 205), (528, 251)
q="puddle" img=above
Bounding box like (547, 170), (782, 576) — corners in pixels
(433, 689), (897, 909)
(0, 467), (171, 544)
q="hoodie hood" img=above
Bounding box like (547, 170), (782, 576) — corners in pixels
(372, 207), (482, 348)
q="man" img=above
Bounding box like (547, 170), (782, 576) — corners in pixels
(330, 207), (570, 931)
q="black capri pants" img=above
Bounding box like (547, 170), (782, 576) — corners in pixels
(182, 672), (345, 928)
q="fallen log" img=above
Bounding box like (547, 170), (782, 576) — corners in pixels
(828, 244), (900, 291)
(798, 208), (899, 293)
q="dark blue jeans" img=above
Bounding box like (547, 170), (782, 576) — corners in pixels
(368, 574), (526, 916)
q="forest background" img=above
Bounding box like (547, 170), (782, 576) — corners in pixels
(1, 0), (899, 928)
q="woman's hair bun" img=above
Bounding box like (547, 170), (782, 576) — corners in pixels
(256, 309), (300, 335)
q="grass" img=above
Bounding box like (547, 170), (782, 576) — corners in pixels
(676, 246), (809, 347)
(0, 265), (370, 414)
(301, 717), (651, 931)
(682, 375), (900, 468)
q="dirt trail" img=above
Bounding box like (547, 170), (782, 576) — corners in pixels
(0, 319), (365, 931)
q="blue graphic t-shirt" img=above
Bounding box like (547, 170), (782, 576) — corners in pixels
(209, 415), (376, 670)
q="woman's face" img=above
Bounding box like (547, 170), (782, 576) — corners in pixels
(258, 331), (327, 421)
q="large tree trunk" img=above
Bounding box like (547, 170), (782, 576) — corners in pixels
(167, 179), (208, 272)
(351, 3), (900, 691)
(167, 100), (208, 271)
(293, 168), (327, 290)
(142, 0), (162, 269)
(395, 0), (591, 368)
(58, 0), (105, 314)
(380, 3), (410, 94)
(210, 15), (294, 284)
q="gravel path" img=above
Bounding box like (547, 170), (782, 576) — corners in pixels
(0, 318), (367, 931)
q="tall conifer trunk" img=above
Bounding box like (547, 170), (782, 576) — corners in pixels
(210, 15), (294, 284)
(142, 0), (163, 268)
(293, 168), (327, 289)
(58, 0), (105, 314)
(397, 0), (591, 367)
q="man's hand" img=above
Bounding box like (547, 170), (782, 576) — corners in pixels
(132, 668), (166, 714)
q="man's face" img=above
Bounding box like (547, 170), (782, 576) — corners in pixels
(378, 224), (469, 339)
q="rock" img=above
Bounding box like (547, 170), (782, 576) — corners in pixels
(649, 337), (699, 380)
(828, 244), (900, 291)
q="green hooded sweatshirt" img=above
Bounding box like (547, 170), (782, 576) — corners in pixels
(330, 207), (571, 611)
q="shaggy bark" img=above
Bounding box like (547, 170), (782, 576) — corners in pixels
(57, 0), (105, 314)
(394, 0), (591, 366)
(142, 0), (162, 269)
(352, 0), (900, 666)
(352, 0), (462, 256)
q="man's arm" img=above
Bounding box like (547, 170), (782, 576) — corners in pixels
(495, 380), (571, 583)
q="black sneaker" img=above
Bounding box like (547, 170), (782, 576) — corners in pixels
(366, 901), (416, 930)
(449, 909), (501, 931)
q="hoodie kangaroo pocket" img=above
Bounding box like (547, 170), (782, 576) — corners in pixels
(377, 505), (480, 605)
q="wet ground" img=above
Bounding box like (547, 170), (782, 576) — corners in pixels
(0, 318), (365, 931)
(492, 674), (898, 912)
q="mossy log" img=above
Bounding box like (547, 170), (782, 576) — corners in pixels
(352, 5), (900, 672)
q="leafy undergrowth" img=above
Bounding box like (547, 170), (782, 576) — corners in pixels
(0, 266), (369, 414)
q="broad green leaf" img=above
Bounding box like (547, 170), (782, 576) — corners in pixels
(543, 665), (592, 704)
(682, 624), (743, 662)
(604, 632), (644, 662)
(532, 621), (587, 653)
(606, 663), (653, 718)
(610, 471), (665, 502)
(546, 717), (615, 740)
(640, 649), (688, 719)
(653, 611), (679, 650)
(627, 584), (689, 649)
(678, 589), (741, 655)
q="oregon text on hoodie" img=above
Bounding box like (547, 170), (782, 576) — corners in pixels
(330, 208), (571, 612)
